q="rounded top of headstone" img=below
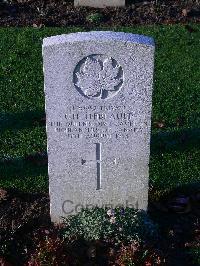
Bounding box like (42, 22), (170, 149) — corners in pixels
(43, 31), (155, 48)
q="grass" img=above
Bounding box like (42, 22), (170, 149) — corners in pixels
(0, 24), (200, 193)
(188, 247), (200, 265)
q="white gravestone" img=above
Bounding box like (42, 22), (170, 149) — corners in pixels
(43, 31), (155, 223)
(74, 0), (125, 8)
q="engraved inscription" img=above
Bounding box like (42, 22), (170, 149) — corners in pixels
(49, 105), (148, 140)
(74, 54), (123, 100)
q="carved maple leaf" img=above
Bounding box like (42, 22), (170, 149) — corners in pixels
(76, 57), (102, 97)
(99, 58), (121, 91)
(75, 57), (122, 99)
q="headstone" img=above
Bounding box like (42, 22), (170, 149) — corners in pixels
(43, 31), (155, 223)
(74, 0), (125, 8)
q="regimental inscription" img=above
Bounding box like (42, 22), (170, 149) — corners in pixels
(49, 104), (148, 140)
(73, 54), (123, 100)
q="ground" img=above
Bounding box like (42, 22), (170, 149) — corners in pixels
(0, 0), (200, 27)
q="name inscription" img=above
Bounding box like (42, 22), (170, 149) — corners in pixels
(50, 105), (146, 140)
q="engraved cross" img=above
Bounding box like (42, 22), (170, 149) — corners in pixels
(81, 143), (102, 190)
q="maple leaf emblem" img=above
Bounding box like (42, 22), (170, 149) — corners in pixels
(74, 56), (123, 99)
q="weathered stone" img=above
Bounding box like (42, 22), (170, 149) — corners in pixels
(42, 31), (155, 223)
(74, 0), (125, 8)
(0, 189), (7, 202)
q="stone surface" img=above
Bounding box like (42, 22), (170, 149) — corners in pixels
(74, 0), (125, 8)
(43, 31), (155, 223)
(0, 189), (7, 202)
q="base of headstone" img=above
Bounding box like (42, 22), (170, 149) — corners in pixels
(74, 0), (125, 8)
